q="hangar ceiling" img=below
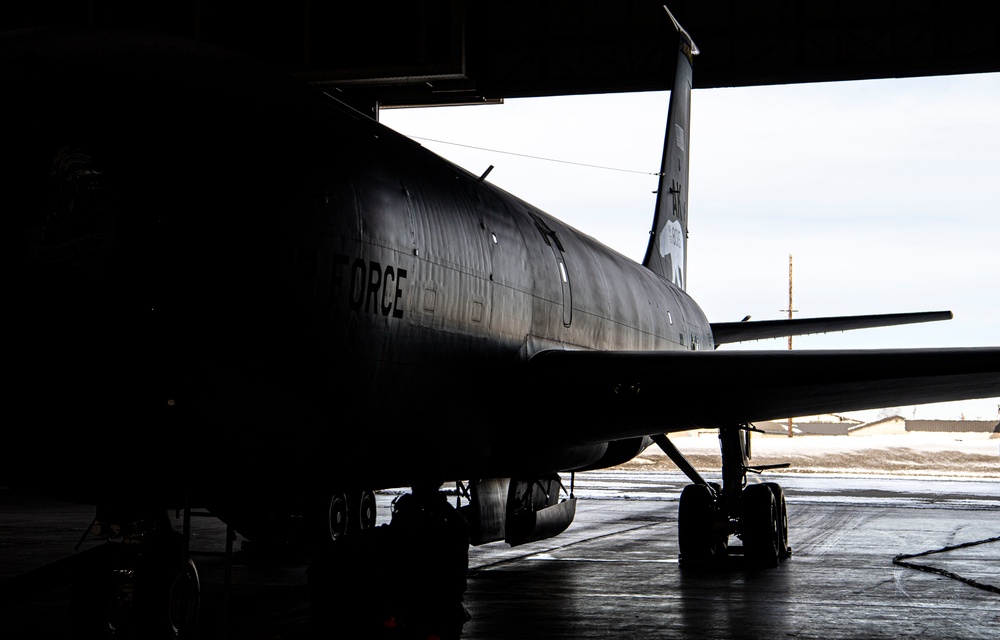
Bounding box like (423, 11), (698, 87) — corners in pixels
(3, 1), (999, 116)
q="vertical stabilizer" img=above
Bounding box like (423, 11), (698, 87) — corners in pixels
(642, 6), (698, 290)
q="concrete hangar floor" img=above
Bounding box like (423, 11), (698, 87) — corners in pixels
(1, 471), (997, 639)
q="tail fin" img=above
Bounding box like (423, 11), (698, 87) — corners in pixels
(642, 6), (698, 290)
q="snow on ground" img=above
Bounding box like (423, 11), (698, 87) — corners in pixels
(616, 431), (1000, 478)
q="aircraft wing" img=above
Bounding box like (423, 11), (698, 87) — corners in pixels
(526, 347), (1000, 442)
(710, 311), (954, 346)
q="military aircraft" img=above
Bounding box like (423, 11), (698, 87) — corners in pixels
(2, 7), (998, 638)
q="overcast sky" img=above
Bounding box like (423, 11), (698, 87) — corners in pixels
(379, 72), (1000, 421)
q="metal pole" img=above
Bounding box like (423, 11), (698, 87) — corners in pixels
(780, 254), (796, 437)
(787, 254), (794, 350)
(788, 254), (793, 437)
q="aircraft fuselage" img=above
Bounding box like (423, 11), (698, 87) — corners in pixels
(1, 28), (711, 512)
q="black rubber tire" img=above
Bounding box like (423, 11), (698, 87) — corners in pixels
(164, 557), (201, 639)
(763, 482), (790, 559)
(307, 491), (351, 554)
(71, 532), (201, 640)
(351, 489), (377, 532)
(678, 483), (718, 566)
(739, 483), (780, 568)
(326, 492), (350, 541)
(135, 531), (201, 640)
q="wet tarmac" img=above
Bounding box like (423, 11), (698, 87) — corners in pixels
(2, 472), (998, 639)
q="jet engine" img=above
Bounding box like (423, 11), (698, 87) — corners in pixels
(461, 475), (577, 547)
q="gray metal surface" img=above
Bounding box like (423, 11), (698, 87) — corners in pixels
(2, 472), (997, 639)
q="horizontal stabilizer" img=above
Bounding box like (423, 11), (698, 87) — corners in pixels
(525, 347), (1000, 442)
(711, 311), (953, 346)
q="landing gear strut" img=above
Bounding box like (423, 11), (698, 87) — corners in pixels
(658, 424), (791, 568)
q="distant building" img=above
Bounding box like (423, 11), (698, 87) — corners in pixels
(783, 414), (861, 436)
(753, 421), (804, 437)
(905, 420), (998, 434)
(848, 416), (906, 436)
(761, 415), (997, 437)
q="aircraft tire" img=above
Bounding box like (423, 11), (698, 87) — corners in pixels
(678, 483), (718, 566)
(324, 491), (351, 543)
(134, 531), (201, 640)
(71, 531), (201, 639)
(763, 482), (790, 559)
(739, 483), (780, 568)
(306, 491), (351, 554)
(163, 557), (201, 639)
(350, 489), (377, 533)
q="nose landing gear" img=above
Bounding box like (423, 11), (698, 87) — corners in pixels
(70, 510), (201, 639)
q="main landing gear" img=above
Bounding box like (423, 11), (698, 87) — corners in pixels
(70, 507), (200, 639)
(308, 484), (471, 640)
(655, 424), (792, 569)
(313, 489), (378, 548)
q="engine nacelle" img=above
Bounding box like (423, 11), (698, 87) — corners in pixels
(461, 474), (577, 547)
(572, 436), (655, 471)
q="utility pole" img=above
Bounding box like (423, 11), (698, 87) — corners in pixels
(786, 255), (794, 350)
(779, 254), (797, 437)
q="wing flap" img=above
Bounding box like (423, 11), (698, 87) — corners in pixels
(526, 347), (1000, 444)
